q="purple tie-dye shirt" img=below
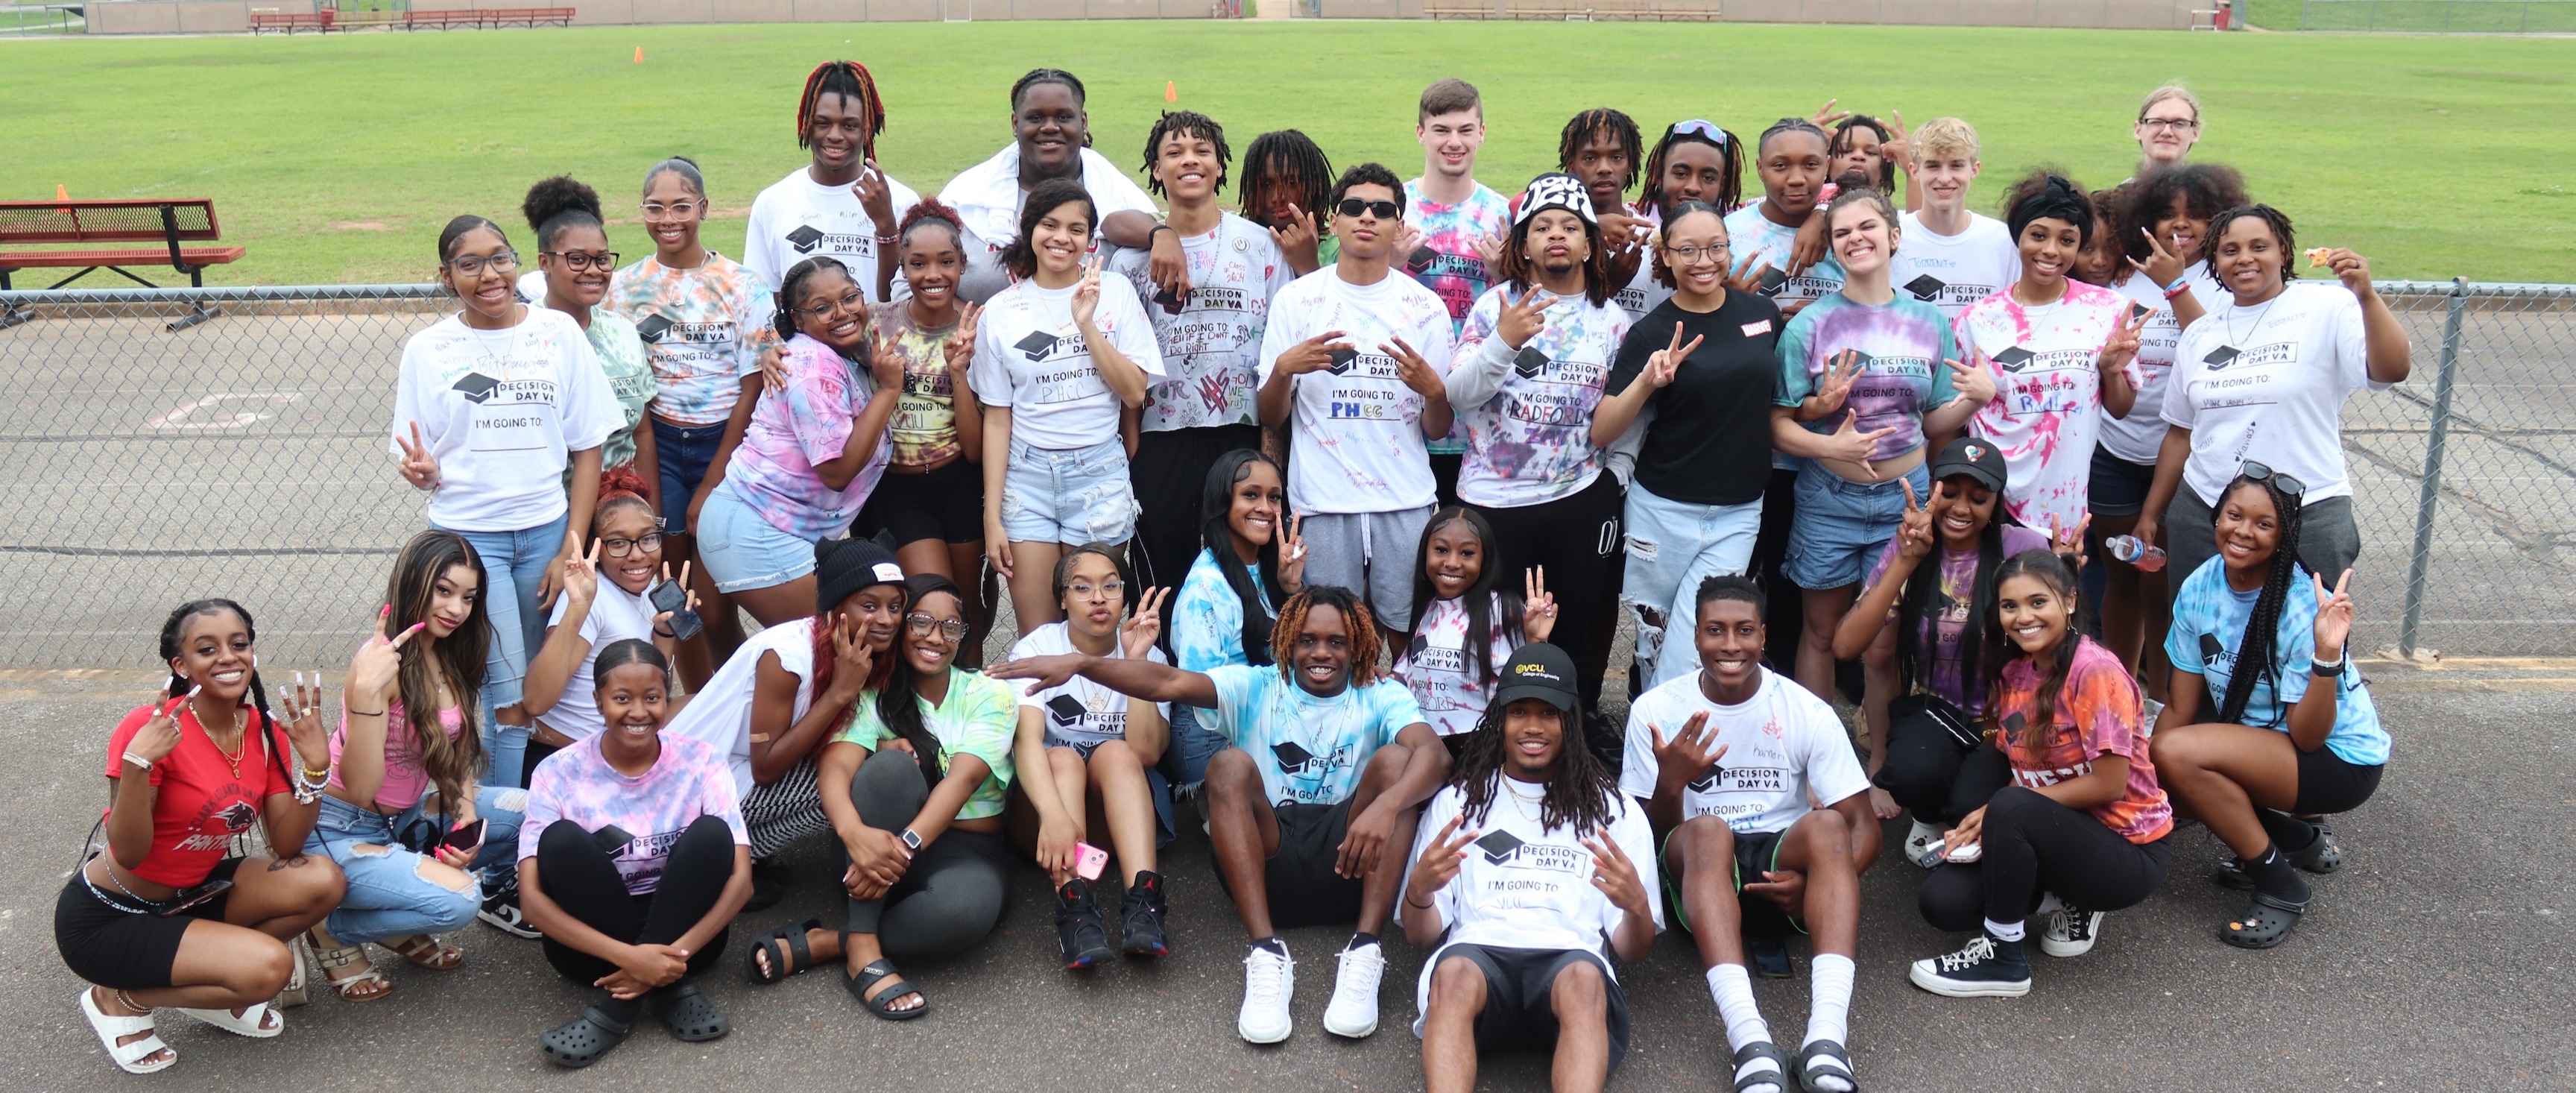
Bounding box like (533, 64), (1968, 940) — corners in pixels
(520, 732), (748, 895)
(1775, 292), (1960, 462)
(1957, 281), (2130, 533)
(1403, 180), (1509, 456)
(722, 333), (890, 541)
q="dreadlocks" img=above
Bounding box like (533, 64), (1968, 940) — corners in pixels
(1142, 110), (1231, 198)
(1556, 107), (1641, 193)
(1239, 129), (1334, 229)
(795, 60), (886, 157)
(1448, 693), (1619, 835)
(1269, 587), (1383, 688)
(1829, 115), (1898, 192)
(2216, 475), (2306, 727)
(1638, 122), (1742, 214)
(2202, 202), (2298, 287)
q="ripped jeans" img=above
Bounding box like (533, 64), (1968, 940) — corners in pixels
(999, 435), (1137, 545)
(303, 787), (526, 945)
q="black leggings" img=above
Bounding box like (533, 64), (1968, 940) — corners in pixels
(534, 815), (736, 984)
(1473, 471), (1625, 707)
(1755, 467), (1802, 670)
(1918, 787), (2172, 930)
(1874, 711), (2012, 825)
(841, 749), (1013, 960)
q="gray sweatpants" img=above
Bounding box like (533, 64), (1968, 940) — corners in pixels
(840, 749), (1013, 960)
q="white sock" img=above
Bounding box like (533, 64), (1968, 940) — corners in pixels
(1803, 954), (1856, 1092)
(2036, 892), (2067, 917)
(1707, 964), (1781, 1092)
(1985, 917), (2027, 942)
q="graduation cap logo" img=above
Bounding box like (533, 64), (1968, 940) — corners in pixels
(1904, 274), (1947, 301)
(2001, 712), (2027, 737)
(1326, 347), (1360, 377)
(784, 225), (827, 254)
(1015, 330), (1061, 361)
(450, 372), (501, 404)
(1991, 346), (2037, 374)
(1406, 633), (1430, 661)
(1474, 830), (1527, 866)
(1512, 345), (1550, 379)
(1758, 267), (1791, 293)
(1046, 694), (1088, 728)
(2200, 632), (2226, 667)
(1272, 741), (1319, 775)
(1687, 762), (1729, 794)
(1154, 285), (1185, 316)
(634, 314), (675, 344)
(2203, 344), (2242, 371)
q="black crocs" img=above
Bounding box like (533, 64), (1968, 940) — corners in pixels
(539, 1006), (634, 1068)
(1732, 1039), (1794, 1093)
(1796, 1039), (1858, 1092)
(847, 957), (929, 1021)
(2221, 891), (2308, 949)
(654, 980), (730, 1042)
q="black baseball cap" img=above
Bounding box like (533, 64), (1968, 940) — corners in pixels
(1493, 643), (1579, 712)
(1931, 436), (2007, 494)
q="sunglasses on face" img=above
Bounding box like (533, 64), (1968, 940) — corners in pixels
(1335, 198), (1401, 220)
(2240, 460), (2307, 500)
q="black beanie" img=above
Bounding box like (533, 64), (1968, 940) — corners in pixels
(813, 536), (906, 613)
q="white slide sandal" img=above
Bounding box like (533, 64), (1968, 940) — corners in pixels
(178, 1000), (283, 1038)
(80, 989), (176, 1074)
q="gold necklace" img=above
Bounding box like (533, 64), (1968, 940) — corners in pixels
(189, 701), (250, 781)
(1501, 778), (1547, 825)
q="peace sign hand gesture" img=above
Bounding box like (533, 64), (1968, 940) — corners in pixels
(1808, 98), (1852, 131)
(1945, 356), (1998, 406)
(1582, 829), (1652, 919)
(942, 302), (982, 373)
(127, 690), (190, 768)
(2311, 568), (2355, 664)
(1813, 348), (1866, 414)
(1523, 565), (1558, 643)
(1821, 414), (1898, 475)
(1497, 285), (1554, 350)
(1385, 335), (1446, 401)
(350, 605), (428, 705)
(1403, 814), (1477, 913)
(2048, 511), (2092, 571)
(1896, 479), (1936, 563)
(1881, 109), (1913, 171)
(396, 422), (441, 491)
(560, 539), (602, 613)
(1120, 586), (1169, 660)
(1070, 253), (1106, 330)
(2095, 303), (2153, 377)
(866, 329), (908, 394)
(1723, 257), (1776, 296)
(1278, 514), (1309, 593)
(649, 561), (700, 652)
(1644, 322), (1701, 390)
(853, 159), (897, 230)
(1276, 330), (1352, 377)
(2130, 227), (2190, 289)
(1647, 711), (1729, 796)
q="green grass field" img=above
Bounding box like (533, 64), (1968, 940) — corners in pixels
(7, 22), (2572, 285)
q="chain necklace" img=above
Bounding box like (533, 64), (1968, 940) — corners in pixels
(2221, 287), (2284, 351)
(1501, 776), (1547, 826)
(185, 700), (250, 781)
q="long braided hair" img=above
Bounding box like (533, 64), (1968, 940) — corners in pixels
(1980, 549), (2083, 748)
(1141, 110), (1231, 198)
(1829, 116), (1898, 192)
(156, 599), (292, 790)
(1895, 482), (2007, 701)
(1200, 450), (1290, 666)
(1638, 122), (1741, 215)
(1239, 130), (1335, 230)
(1448, 690), (1618, 835)
(2215, 475), (2306, 727)
(796, 60), (886, 157)
(1270, 587), (1383, 688)
(1556, 108), (1641, 194)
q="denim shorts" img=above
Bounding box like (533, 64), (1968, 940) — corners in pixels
(304, 787), (525, 945)
(1622, 483), (1765, 688)
(2087, 444), (2156, 517)
(653, 418), (727, 535)
(696, 479), (820, 594)
(1786, 459), (1931, 591)
(1000, 435), (1136, 545)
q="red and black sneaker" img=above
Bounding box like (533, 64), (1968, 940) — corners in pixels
(1054, 879), (1115, 969)
(1123, 871), (1170, 957)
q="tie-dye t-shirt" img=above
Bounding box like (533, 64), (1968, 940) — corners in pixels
(1863, 525), (2051, 714)
(866, 302), (967, 467)
(722, 333), (891, 541)
(830, 667), (1020, 821)
(2164, 557), (2390, 766)
(1174, 546), (1273, 720)
(1449, 285), (1631, 507)
(1108, 213), (1294, 433)
(1402, 179), (1510, 456)
(1609, 202), (1673, 321)
(1722, 201), (1846, 310)
(1202, 665), (1425, 807)
(582, 308), (656, 476)
(520, 732), (750, 895)
(1775, 293), (1960, 463)
(605, 252), (781, 426)
(1990, 636), (2173, 845)
(1957, 282), (2130, 533)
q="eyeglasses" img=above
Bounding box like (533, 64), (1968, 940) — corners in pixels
(905, 614), (970, 641)
(794, 289), (868, 318)
(2239, 460), (2306, 500)
(1663, 242), (1731, 265)
(445, 251), (519, 277)
(1667, 119), (1729, 146)
(1065, 579), (1124, 601)
(1335, 198), (1401, 220)
(2138, 117), (2200, 132)
(640, 201), (705, 220)
(599, 533), (663, 558)
(542, 251), (620, 272)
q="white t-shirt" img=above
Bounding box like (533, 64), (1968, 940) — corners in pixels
(742, 166), (924, 297)
(1957, 280), (2131, 534)
(2166, 280), (2397, 505)
(2100, 269), (2223, 464)
(1105, 213), (1293, 433)
(1892, 210), (2021, 321)
(1448, 284), (1631, 508)
(966, 276), (1165, 451)
(1617, 667), (1869, 835)
(1721, 201), (1844, 309)
(1608, 202), (1670, 321)
(1255, 267), (1458, 515)
(1392, 593), (1523, 737)
(938, 144), (1161, 305)
(535, 579), (662, 743)
(1006, 621), (1169, 748)
(390, 308), (623, 532)
(1398, 776), (1661, 1036)
(661, 617), (820, 799)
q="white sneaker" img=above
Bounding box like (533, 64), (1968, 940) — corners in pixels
(1904, 819), (1951, 869)
(2039, 905), (2106, 958)
(1237, 944), (1295, 1044)
(1321, 941), (1386, 1038)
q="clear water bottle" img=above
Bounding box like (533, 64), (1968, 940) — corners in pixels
(2107, 535), (2167, 572)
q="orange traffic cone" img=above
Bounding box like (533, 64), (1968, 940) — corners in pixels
(1164, 81), (1176, 102)
(634, 45), (644, 63)
(57, 184), (69, 201)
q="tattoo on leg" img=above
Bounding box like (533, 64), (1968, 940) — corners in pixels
(266, 855), (312, 871)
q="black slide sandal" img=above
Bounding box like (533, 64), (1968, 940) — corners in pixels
(1732, 1039), (1793, 1093)
(655, 980), (730, 1042)
(847, 957), (929, 1021)
(745, 917), (824, 984)
(2221, 892), (2307, 949)
(1796, 1039), (1858, 1092)
(539, 1007), (634, 1068)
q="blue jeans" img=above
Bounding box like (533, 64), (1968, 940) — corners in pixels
(1000, 435), (1135, 545)
(1784, 460), (1931, 591)
(1622, 482), (1766, 688)
(304, 787), (526, 945)
(1157, 703), (1231, 795)
(696, 478), (819, 595)
(652, 418), (726, 535)
(435, 514), (568, 785)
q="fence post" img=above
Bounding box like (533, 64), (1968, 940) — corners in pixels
(2397, 277), (2469, 660)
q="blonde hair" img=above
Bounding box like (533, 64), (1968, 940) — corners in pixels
(2138, 84), (2200, 123)
(1913, 117), (1980, 163)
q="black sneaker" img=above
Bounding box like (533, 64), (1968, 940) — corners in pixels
(1907, 933), (2031, 998)
(1122, 872), (1170, 957)
(744, 860), (790, 913)
(479, 874), (541, 939)
(1054, 879), (1115, 969)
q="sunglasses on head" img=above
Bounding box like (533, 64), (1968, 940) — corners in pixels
(1335, 198), (1401, 220)
(2240, 460), (2306, 500)
(1668, 119), (1728, 146)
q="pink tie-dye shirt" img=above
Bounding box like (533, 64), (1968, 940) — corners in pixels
(520, 732), (748, 895)
(1955, 282), (2130, 533)
(722, 333), (891, 541)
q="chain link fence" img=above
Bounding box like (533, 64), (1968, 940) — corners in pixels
(1, 280), (2569, 670)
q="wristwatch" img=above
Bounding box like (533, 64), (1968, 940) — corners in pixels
(898, 828), (924, 852)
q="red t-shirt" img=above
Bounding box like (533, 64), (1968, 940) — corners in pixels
(105, 703), (289, 887)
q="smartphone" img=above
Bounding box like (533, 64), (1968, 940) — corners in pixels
(592, 824), (637, 855)
(1944, 841), (1983, 865)
(1073, 841), (1108, 882)
(154, 878), (233, 917)
(1153, 285), (1184, 315)
(443, 817), (487, 852)
(649, 580), (704, 642)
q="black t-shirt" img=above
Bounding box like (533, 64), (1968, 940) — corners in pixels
(1604, 292), (1783, 505)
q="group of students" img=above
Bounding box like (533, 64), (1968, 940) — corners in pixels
(57, 61), (2409, 1092)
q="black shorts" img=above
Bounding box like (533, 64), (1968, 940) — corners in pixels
(1662, 825), (1802, 937)
(2294, 746), (2385, 816)
(54, 857), (243, 990)
(2087, 444), (2156, 517)
(1129, 424), (1261, 592)
(859, 457), (984, 548)
(1213, 799), (1365, 930)
(1436, 944), (1630, 1073)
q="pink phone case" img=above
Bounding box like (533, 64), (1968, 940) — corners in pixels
(1073, 841), (1108, 882)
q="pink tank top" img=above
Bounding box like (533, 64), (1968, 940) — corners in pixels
(329, 699), (464, 811)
